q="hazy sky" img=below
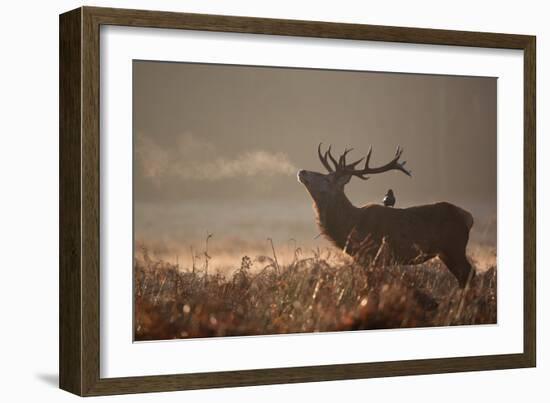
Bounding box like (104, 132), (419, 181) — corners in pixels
(133, 61), (496, 257)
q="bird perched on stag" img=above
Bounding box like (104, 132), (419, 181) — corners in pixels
(383, 189), (395, 207)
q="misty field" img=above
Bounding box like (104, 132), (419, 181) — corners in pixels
(134, 242), (496, 341)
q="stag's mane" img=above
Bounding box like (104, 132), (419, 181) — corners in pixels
(312, 195), (360, 250)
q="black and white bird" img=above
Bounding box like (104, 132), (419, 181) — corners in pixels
(383, 189), (396, 207)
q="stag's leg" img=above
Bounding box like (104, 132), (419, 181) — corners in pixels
(439, 252), (475, 288)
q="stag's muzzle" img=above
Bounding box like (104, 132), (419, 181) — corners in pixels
(297, 170), (308, 184)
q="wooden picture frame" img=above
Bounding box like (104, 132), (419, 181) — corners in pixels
(59, 6), (536, 396)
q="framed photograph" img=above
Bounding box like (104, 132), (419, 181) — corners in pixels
(59, 6), (536, 396)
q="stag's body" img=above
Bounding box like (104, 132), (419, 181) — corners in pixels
(298, 145), (474, 288)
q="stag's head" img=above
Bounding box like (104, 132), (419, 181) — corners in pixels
(297, 144), (411, 206)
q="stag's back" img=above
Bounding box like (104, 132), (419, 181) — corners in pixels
(346, 202), (473, 263)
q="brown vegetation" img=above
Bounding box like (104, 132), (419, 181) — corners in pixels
(134, 245), (496, 341)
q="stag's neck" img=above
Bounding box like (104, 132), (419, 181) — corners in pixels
(314, 193), (360, 249)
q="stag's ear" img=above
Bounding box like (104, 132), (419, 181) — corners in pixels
(334, 174), (351, 188)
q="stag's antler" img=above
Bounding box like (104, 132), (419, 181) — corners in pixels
(318, 143), (411, 179)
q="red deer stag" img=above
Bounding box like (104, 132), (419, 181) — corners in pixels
(297, 144), (474, 287)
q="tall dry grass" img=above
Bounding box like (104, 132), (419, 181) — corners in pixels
(134, 242), (496, 341)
